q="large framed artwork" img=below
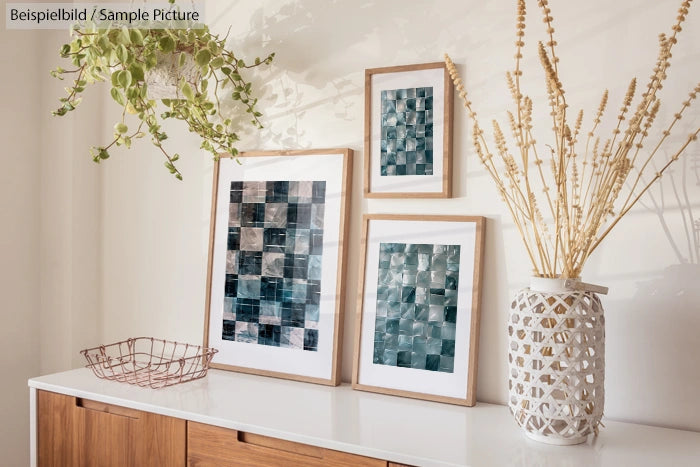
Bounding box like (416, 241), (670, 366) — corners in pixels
(364, 62), (453, 198)
(204, 149), (352, 386)
(352, 214), (485, 405)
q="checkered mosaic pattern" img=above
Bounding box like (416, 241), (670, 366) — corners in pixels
(380, 87), (434, 176)
(373, 242), (460, 373)
(222, 180), (326, 352)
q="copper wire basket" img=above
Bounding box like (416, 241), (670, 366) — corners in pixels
(81, 337), (218, 389)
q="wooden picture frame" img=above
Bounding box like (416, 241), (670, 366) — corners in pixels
(352, 214), (485, 405)
(204, 149), (352, 386)
(364, 62), (453, 198)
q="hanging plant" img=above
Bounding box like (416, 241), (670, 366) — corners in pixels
(51, 10), (274, 180)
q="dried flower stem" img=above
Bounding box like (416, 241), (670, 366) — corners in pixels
(446, 0), (699, 278)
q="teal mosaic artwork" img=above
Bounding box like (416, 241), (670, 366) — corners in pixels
(380, 87), (434, 176)
(222, 180), (326, 352)
(373, 242), (460, 373)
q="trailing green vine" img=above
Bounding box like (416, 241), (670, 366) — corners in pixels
(52, 16), (274, 179)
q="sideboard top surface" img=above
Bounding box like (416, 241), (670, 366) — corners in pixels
(29, 368), (700, 467)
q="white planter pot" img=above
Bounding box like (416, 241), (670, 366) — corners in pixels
(145, 51), (201, 100)
(508, 277), (605, 445)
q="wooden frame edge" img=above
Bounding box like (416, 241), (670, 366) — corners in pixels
(352, 214), (486, 406)
(203, 148), (353, 387)
(364, 62), (453, 199)
(363, 69), (372, 198)
(329, 148), (353, 385)
(351, 215), (371, 387)
(443, 62), (454, 199)
(352, 382), (470, 407)
(202, 159), (221, 361)
(209, 362), (337, 387)
(466, 217), (485, 406)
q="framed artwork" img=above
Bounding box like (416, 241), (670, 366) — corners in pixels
(352, 214), (485, 406)
(204, 149), (352, 386)
(364, 62), (453, 198)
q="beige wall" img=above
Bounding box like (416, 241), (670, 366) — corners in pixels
(0, 17), (41, 467)
(101, 0), (700, 431)
(100, 0), (700, 431)
(2, 2), (699, 463)
(0, 24), (103, 467)
(38, 30), (103, 376)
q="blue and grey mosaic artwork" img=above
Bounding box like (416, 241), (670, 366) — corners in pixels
(373, 242), (460, 373)
(222, 180), (326, 351)
(380, 87), (434, 176)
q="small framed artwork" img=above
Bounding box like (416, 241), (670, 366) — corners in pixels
(204, 149), (352, 386)
(352, 214), (485, 406)
(364, 62), (453, 198)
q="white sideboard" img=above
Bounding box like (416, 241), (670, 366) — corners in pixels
(28, 368), (700, 466)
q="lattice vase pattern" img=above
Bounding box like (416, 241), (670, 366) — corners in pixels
(508, 278), (605, 445)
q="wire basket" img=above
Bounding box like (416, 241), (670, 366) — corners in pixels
(81, 337), (218, 389)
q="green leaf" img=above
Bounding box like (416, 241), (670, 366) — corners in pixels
(111, 71), (120, 87)
(129, 29), (143, 46)
(210, 57), (224, 69)
(97, 36), (111, 53)
(181, 82), (194, 101)
(60, 44), (70, 56)
(115, 122), (128, 134)
(195, 49), (211, 67)
(110, 87), (126, 106)
(115, 44), (128, 63)
(201, 79), (208, 93)
(178, 52), (186, 67)
(158, 36), (175, 54)
(99, 148), (110, 159)
(129, 63), (145, 82)
(117, 70), (132, 89)
(144, 52), (157, 70)
(120, 27), (131, 44)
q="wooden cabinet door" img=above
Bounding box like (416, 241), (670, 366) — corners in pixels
(187, 421), (387, 467)
(38, 390), (186, 467)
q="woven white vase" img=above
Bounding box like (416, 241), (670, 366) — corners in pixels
(508, 277), (605, 445)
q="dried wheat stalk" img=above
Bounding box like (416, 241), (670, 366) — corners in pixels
(446, 0), (700, 278)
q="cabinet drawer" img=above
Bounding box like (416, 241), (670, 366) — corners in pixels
(187, 421), (386, 467)
(38, 390), (186, 467)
